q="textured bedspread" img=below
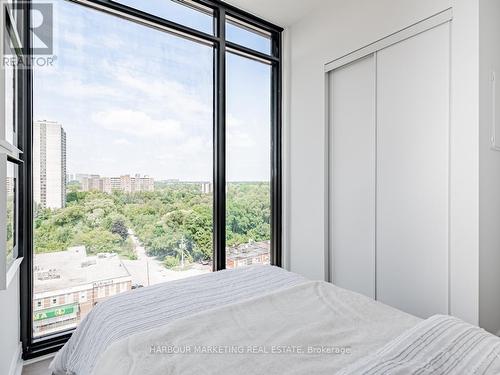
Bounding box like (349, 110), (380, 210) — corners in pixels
(90, 281), (420, 375)
(51, 265), (306, 375)
(338, 315), (500, 374)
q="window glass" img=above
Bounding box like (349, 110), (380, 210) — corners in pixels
(6, 1), (24, 37)
(226, 16), (271, 55)
(6, 160), (18, 270)
(117, 0), (214, 34)
(32, 1), (213, 337)
(4, 42), (17, 147)
(225, 52), (271, 269)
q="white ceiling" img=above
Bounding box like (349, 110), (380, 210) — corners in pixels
(224, 0), (326, 27)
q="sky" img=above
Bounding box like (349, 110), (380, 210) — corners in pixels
(33, 0), (272, 182)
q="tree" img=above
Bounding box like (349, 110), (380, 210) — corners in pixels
(34, 181), (272, 268)
(72, 229), (122, 254)
(163, 256), (179, 269)
(111, 218), (128, 241)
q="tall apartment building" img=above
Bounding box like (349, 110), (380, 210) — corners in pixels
(33, 121), (67, 209)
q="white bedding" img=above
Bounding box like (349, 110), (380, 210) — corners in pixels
(51, 266), (306, 375)
(90, 281), (420, 375)
(338, 315), (500, 374)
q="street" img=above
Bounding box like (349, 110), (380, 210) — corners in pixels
(121, 229), (211, 287)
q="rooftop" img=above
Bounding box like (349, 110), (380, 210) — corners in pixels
(227, 240), (270, 262)
(34, 246), (131, 294)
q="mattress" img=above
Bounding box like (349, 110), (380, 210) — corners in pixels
(90, 280), (421, 375)
(51, 265), (307, 375)
(338, 315), (500, 374)
(51, 265), (500, 375)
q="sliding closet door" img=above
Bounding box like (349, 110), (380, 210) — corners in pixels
(329, 55), (376, 298)
(376, 23), (450, 317)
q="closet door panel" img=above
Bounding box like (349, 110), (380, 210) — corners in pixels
(330, 54), (376, 298)
(376, 23), (450, 317)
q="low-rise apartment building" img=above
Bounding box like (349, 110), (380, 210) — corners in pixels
(80, 174), (154, 194)
(226, 240), (270, 269)
(33, 246), (132, 336)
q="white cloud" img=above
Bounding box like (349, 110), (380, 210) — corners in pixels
(113, 138), (132, 146)
(100, 34), (126, 50)
(110, 66), (212, 119)
(59, 31), (89, 50)
(39, 73), (121, 100)
(226, 115), (257, 149)
(34, 6), (268, 181)
(152, 136), (213, 181)
(92, 109), (184, 139)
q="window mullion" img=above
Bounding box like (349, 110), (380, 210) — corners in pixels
(213, 7), (226, 271)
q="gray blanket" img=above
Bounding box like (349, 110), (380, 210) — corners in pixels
(51, 265), (307, 375)
(338, 314), (500, 374)
(90, 281), (420, 375)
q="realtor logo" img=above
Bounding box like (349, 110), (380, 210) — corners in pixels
(30, 3), (53, 55)
(3, 2), (54, 56)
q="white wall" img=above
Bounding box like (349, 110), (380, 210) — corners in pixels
(285, 0), (480, 324)
(479, 0), (500, 335)
(0, 271), (21, 375)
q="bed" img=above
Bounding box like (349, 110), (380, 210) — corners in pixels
(51, 265), (500, 375)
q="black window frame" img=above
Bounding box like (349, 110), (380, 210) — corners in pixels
(2, 0), (25, 286)
(19, 0), (282, 359)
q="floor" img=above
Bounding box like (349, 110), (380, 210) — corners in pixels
(22, 358), (52, 375)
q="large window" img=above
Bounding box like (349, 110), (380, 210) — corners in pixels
(21, 0), (281, 359)
(117, 0), (214, 34)
(0, 0), (23, 290)
(226, 53), (272, 269)
(32, 0), (214, 338)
